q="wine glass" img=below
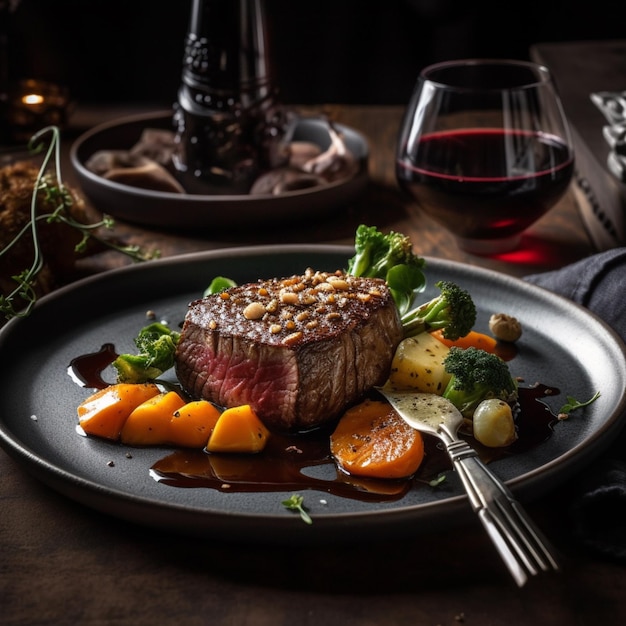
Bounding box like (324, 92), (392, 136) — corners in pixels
(396, 59), (575, 255)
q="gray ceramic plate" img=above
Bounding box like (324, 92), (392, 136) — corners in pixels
(0, 246), (625, 544)
(69, 112), (369, 229)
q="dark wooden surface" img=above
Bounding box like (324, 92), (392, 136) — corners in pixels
(2, 50), (625, 625)
(64, 102), (594, 281)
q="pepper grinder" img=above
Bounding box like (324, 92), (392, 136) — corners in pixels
(172, 0), (289, 195)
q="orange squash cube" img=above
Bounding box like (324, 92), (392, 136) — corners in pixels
(169, 400), (221, 448)
(206, 404), (270, 453)
(120, 391), (186, 446)
(77, 383), (160, 440)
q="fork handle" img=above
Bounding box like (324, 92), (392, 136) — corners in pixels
(442, 435), (560, 587)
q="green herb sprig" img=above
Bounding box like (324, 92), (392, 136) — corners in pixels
(559, 391), (601, 416)
(282, 494), (312, 525)
(0, 126), (158, 321)
(428, 474), (447, 488)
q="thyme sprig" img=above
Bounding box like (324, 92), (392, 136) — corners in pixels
(0, 126), (158, 321)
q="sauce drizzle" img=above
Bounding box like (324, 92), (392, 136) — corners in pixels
(69, 344), (561, 502)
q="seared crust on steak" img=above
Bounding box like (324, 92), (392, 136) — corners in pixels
(175, 268), (403, 430)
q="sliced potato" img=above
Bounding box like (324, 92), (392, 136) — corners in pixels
(387, 332), (452, 394)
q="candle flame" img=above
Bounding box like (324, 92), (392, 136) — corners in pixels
(22, 93), (45, 105)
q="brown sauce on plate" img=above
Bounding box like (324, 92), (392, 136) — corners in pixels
(69, 344), (561, 502)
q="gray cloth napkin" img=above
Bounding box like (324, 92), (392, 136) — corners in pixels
(525, 247), (626, 340)
(525, 249), (626, 562)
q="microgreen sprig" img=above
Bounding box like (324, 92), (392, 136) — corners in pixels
(282, 494), (313, 525)
(559, 391), (601, 416)
(428, 474), (447, 488)
(0, 126), (158, 321)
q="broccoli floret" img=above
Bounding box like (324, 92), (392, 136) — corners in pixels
(112, 322), (181, 383)
(347, 224), (388, 278)
(346, 226), (477, 336)
(347, 224), (426, 315)
(442, 346), (518, 417)
(401, 280), (477, 340)
(348, 225), (422, 278)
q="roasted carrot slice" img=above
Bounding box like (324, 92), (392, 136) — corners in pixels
(169, 400), (221, 448)
(120, 391), (186, 446)
(330, 399), (424, 479)
(206, 404), (270, 453)
(77, 383), (160, 440)
(430, 329), (497, 353)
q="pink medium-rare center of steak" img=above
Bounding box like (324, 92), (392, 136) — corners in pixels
(176, 331), (299, 418)
(174, 268), (403, 430)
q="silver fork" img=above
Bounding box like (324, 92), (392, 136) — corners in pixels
(376, 388), (560, 587)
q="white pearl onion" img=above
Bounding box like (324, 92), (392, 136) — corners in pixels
(472, 398), (517, 448)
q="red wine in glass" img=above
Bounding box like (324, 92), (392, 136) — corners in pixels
(396, 60), (575, 255)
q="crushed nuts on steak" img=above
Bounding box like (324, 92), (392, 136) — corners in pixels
(175, 268), (403, 431)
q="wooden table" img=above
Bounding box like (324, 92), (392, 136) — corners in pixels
(64, 103), (595, 281)
(2, 93), (624, 624)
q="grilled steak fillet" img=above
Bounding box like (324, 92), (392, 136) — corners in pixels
(175, 268), (403, 430)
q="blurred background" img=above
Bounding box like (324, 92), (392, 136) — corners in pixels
(2, 0), (625, 109)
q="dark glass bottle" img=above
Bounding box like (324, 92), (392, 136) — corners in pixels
(172, 0), (289, 195)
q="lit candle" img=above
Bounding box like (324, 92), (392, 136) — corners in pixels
(7, 79), (70, 143)
(21, 92), (46, 107)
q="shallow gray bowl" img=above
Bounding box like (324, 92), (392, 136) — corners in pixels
(69, 111), (369, 230)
